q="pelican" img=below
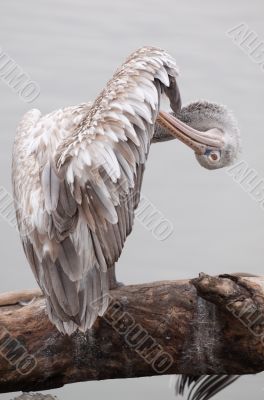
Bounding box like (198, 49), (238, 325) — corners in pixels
(12, 47), (240, 399)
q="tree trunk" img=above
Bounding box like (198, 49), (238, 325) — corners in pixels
(0, 274), (263, 394)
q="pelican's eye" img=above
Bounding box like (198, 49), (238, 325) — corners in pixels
(208, 150), (221, 162)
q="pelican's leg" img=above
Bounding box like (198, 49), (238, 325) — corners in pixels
(108, 265), (124, 290)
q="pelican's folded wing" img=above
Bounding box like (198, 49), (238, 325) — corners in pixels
(13, 47), (180, 334)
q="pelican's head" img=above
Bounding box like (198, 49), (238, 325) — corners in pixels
(157, 101), (240, 170)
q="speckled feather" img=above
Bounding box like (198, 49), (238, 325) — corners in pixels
(12, 46), (180, 334)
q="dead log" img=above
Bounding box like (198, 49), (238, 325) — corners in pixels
(0, 274), (264, 394)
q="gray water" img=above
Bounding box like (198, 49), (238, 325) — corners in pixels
(0, 0), (264, 398)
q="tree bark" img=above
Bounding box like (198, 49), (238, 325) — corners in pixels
(0, 274), (264, 394)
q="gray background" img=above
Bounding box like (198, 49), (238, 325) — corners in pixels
(0, 0), (264, 398)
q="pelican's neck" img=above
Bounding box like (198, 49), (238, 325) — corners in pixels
(152, 113), (177, 143)
(152, 105), (229, 143)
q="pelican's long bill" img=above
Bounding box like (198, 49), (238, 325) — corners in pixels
(157, 111), (225, 155)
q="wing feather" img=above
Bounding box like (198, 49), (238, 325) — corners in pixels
(12, 46), (180, 333)
(176, 375), (239, 400)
